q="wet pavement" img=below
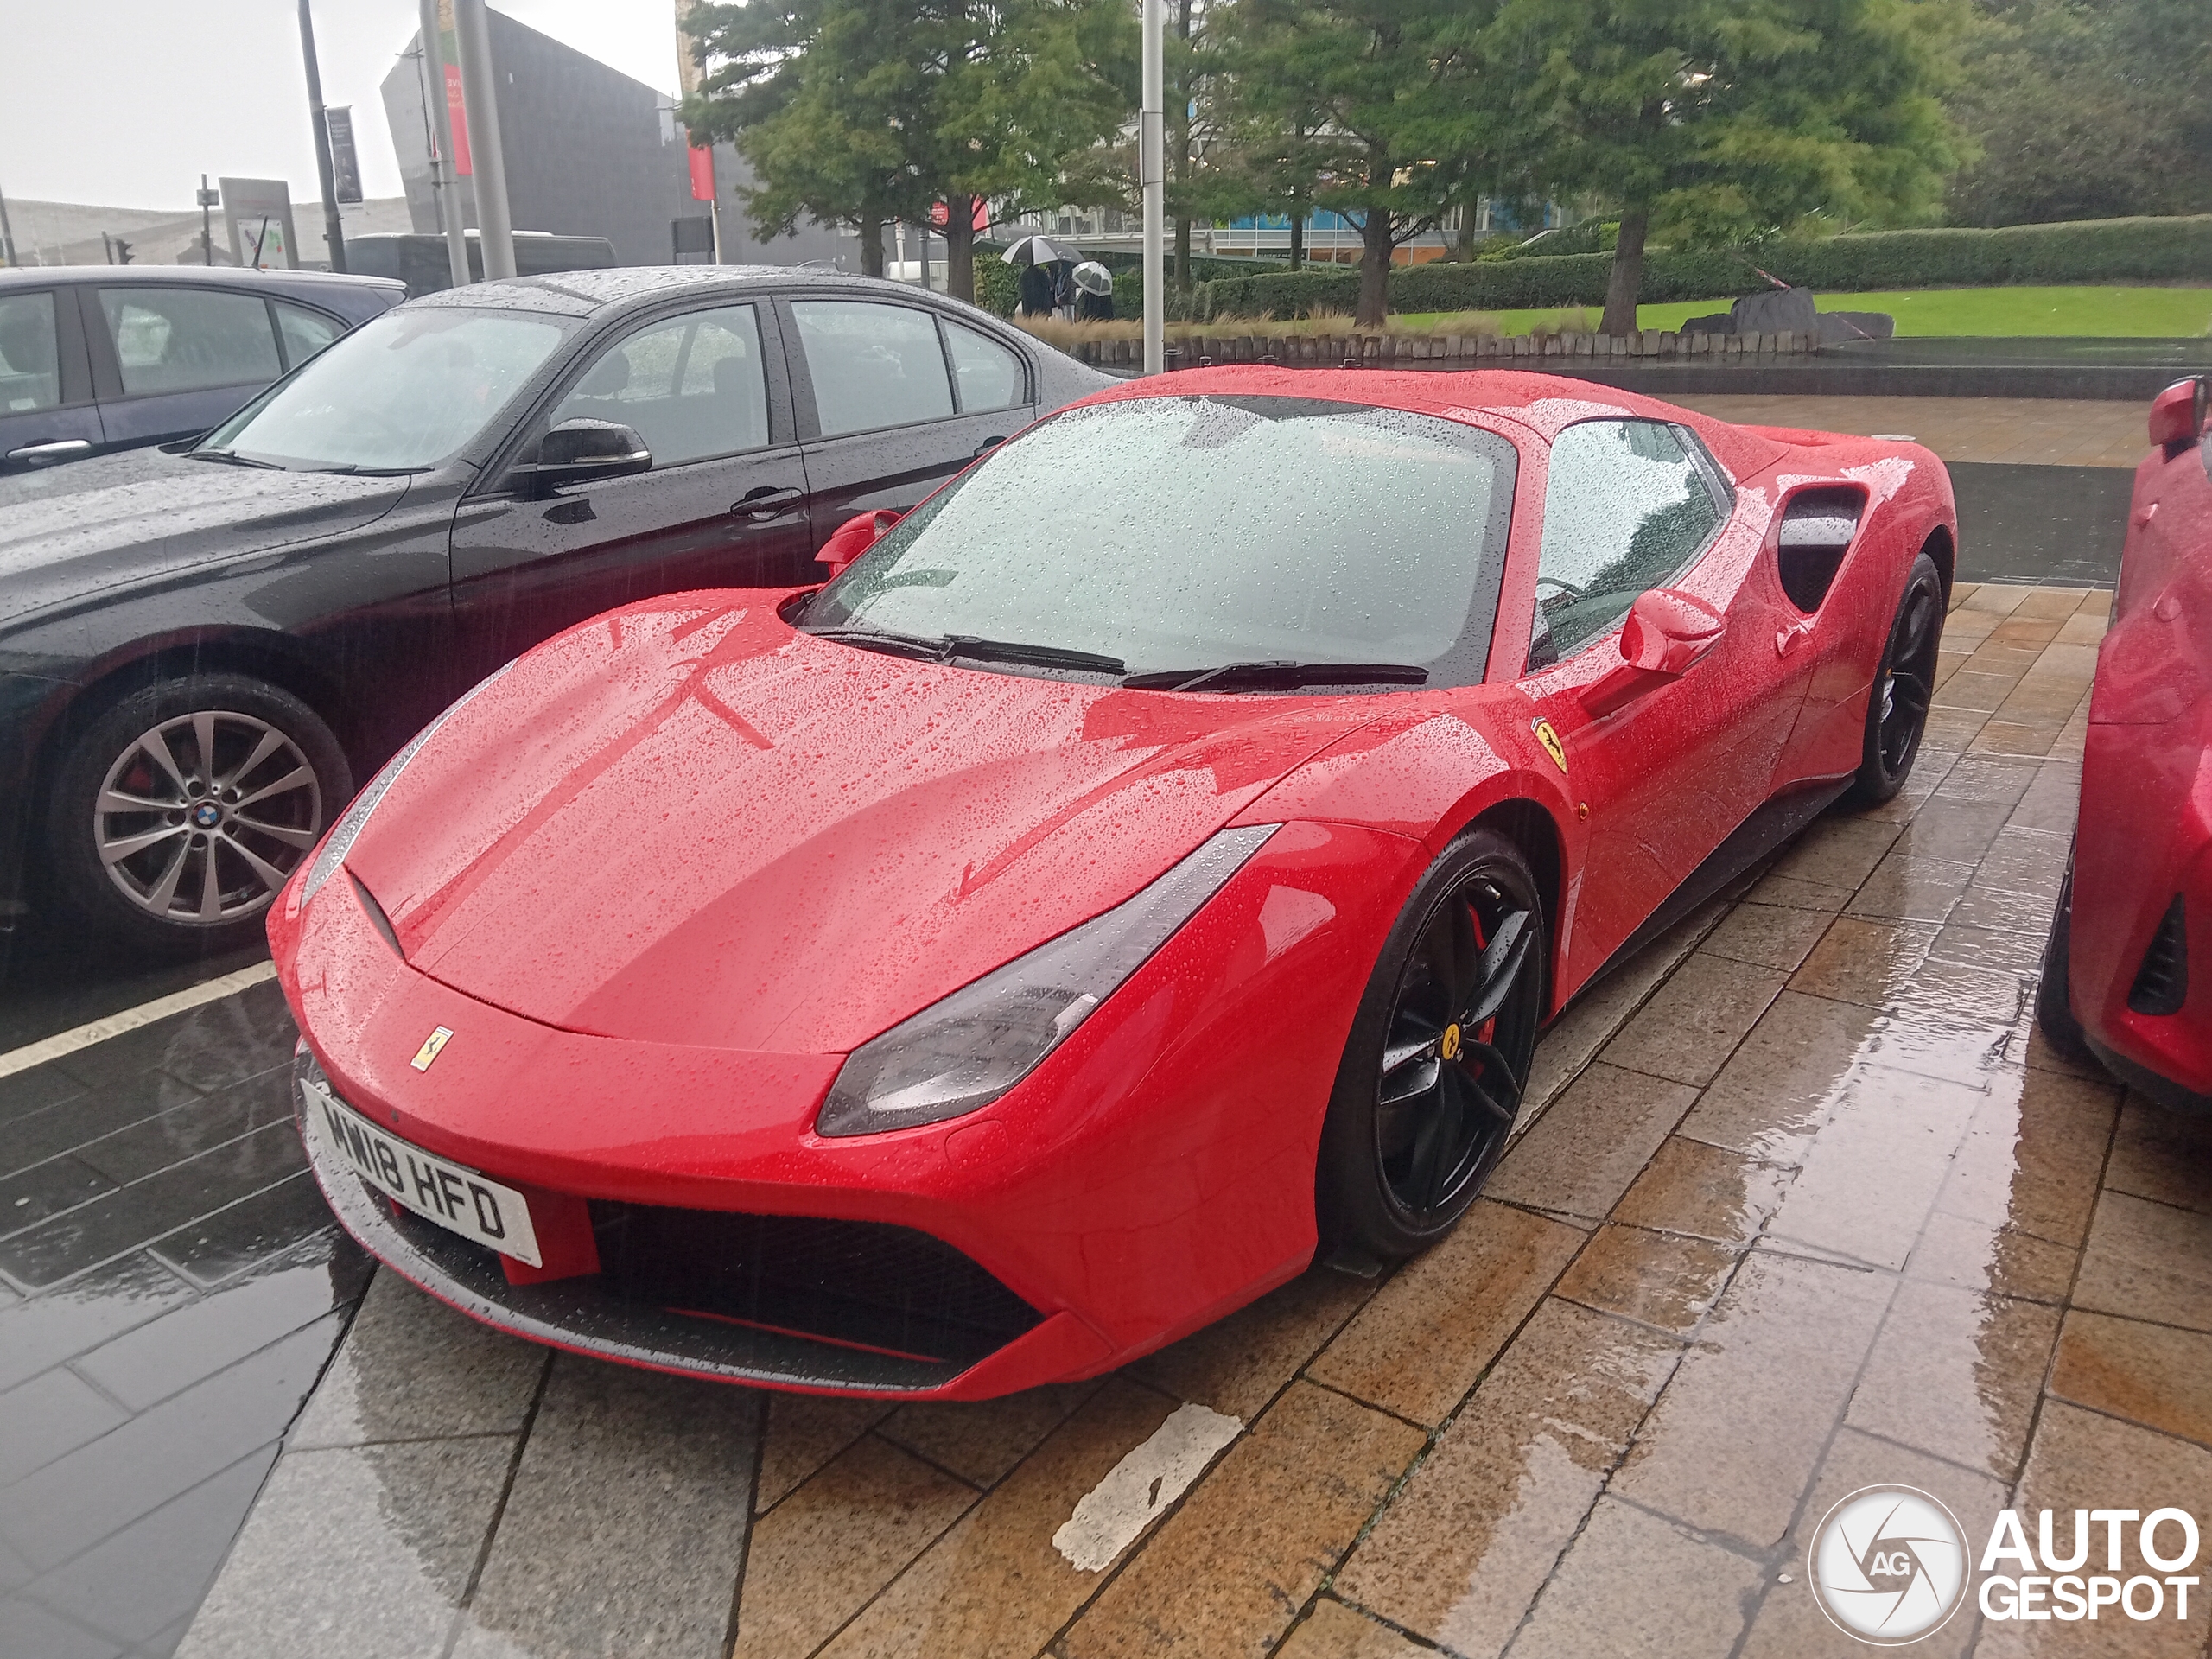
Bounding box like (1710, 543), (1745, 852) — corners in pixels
(151, 581), (2210, 1657)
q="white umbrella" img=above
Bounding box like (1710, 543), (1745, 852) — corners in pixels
(1072, 260), (1114, 296)
(1001, 234), (1080, 268)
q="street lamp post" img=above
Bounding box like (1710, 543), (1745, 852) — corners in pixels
(297, 0), (349, 273)
(1141, 0), (1164, 375)
(417, 0), (474, 289)
(196, 176), (218, 265)
(451, 0), (518, 280)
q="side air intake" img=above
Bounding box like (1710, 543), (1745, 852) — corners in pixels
(1776, 487), (1868, 613)
(2127, 895), (2189, 1016)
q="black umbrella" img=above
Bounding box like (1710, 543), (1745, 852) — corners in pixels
(1001, 234), (1080, 269)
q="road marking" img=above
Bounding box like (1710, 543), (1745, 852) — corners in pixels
(1052, 1401), (1242, 1572)
(0, 960), (279, 1082)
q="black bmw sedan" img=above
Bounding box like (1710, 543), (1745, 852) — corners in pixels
(0, 266), (1107, 950)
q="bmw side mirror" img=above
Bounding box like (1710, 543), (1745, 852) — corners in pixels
(817, 509), (902, 577)
(1579, 588), (1727, 718)
(523, 418), (651, 497)
(2148, 377), (2207, 455)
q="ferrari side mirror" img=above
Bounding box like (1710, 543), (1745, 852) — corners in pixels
(817, 508), (901, 577)
(1579, 588), (1727, 718)
(2148, 377), (2208, 454)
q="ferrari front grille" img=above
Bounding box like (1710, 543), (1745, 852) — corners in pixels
(2127, 895), (2190, 1016)
(587, 1203), (1043, 1371)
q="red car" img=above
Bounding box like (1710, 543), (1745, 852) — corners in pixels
(271, 369), (1956, 1399)
(2039, 376), (2209, 1109)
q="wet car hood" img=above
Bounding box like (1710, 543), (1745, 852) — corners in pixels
(346, 596), (1382, 1054)
(0, 445), (409, 628)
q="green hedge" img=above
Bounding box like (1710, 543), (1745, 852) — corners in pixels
(1194, 214), (2212, 321)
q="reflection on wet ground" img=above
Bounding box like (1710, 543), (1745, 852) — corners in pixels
(159, 580), (2212, 1657)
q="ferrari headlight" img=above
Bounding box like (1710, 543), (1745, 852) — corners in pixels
(817, 823), (1279, 1137)
(300, 661), (516, 903)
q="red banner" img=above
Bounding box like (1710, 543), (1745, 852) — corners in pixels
(928, 198), (990, 232)
(687, 142), (715, 202)
(444, 62), (472, 176)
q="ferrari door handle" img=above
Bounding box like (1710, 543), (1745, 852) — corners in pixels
(5, 438), (92, 466)
(1776, 619), (1815, 658)
(734, 486), (804, 518)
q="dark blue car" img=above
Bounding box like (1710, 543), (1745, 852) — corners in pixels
(0, 265), (404, 473)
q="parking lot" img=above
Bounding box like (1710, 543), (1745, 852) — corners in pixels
(1, 399), (2205, 1658)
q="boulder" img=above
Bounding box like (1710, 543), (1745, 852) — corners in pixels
(1816, 309), (1896, 344)
(1681, 311), (1736, 335)
(1730, 284), (1820, 335)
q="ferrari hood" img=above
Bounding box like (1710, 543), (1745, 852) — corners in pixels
(345, 598), (1379, 1054)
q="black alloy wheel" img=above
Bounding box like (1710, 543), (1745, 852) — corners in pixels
(1319, 828), (1547, 1258)
(1848, 551), (1945, 804)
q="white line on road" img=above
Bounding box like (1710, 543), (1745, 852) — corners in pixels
(1052, 1401), (1243, 1572)
(0, 960), (278, 1082)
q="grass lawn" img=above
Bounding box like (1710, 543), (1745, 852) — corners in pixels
(1397, 285), (2212, 338)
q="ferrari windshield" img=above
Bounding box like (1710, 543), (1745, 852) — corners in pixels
(804, 395), (1516, 687)
(197, 307), (577, 472)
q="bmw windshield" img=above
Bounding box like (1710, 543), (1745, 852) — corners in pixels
(195, 307), (578, 473)
(803, 394), (1517, 690)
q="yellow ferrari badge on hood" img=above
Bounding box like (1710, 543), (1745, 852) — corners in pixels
(410, 1027), (454, 1071)
(1531, 718), (1568, 776)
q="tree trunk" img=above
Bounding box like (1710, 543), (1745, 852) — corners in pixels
(1600, 208), (1649, 338)
(1175, 219), (1191, 289)
(1356, 202), (1393, 328)
(944, 195), (976, 302)
(857, 210), (884, 278)
(1288, 213), (1303, 270)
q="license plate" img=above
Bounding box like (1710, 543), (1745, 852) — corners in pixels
(302, 1078), (543, 1267)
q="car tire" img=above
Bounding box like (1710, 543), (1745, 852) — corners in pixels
(1846, 551), (1946, 806)
(2037, 847), (2094, 1059)
(47, 674), (352, 957)
(1316, 827), (1548, 1261)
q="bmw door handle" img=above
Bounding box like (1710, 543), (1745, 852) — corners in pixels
(734, 486), (804, 518)
(5, 439), (93, 467)
(973, 436), (1006, 457)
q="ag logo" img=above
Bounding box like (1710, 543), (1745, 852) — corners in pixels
(1530, 718), (1568, 776)
(1809, 1484), (1968, 1645)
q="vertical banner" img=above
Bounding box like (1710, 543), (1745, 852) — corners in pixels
(444, 62), (473, 175)
(688, 143), (715, 202)
(325, 107), (364, 204)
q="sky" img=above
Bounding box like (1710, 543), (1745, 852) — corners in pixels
(0, 0), (686, 211)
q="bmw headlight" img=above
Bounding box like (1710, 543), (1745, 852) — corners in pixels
(817, 824), (1280, 1137)
(300, 661), (517, 903)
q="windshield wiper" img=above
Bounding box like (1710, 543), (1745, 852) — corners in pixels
(938, 635), (1126, 676)
(188, 448), (281, 470)
(803, 626), (946, 661)
(1122, 661), (1430, 693)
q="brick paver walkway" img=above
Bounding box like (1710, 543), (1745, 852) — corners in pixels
(175, 581), (2212, 1659)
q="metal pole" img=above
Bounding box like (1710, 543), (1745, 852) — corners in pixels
(451, 0), (516, 279)
(417, 0), (473, 289)
(297, 0), (348, 272)
(1141, 0), (1164, 375)
(0, 183), (16, 267)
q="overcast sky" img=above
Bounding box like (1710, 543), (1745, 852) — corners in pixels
(0, 0), (685, 211)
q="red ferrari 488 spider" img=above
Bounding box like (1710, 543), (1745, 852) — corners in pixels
(272, 368), (1957, 1398)
(2039, 375), (2210, 1109)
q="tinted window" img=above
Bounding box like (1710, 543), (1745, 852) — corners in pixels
(99, 287), (281, 397)
(809, 396), (1515, 686)
(203, 307), (575, 472)
(1529, 420), (1724, 668)
(550, 303), (767, 468)
(0, 292), (60, 412)
(791, 301), (953, 436)
(274, 301), (345, 369)
(946, 320), (1024, 413)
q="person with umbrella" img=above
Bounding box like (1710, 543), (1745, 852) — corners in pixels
(1072, 261), (1115, 321)
(1004, 234), (1078, 320)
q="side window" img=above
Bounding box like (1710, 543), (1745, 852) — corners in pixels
(790, 300), (954, 437)
(547, 303), (768, 468)
(274, 301), (345, 370)
(0, 292), (60, 411)
(1528, 420), (1726, 669)
(945, 320), (1024, 414)
(99, 287), (282, 397)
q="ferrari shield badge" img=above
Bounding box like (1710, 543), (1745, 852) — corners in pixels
(1531, 718), (1568, 776)
(410, 1027), (454, 1072)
